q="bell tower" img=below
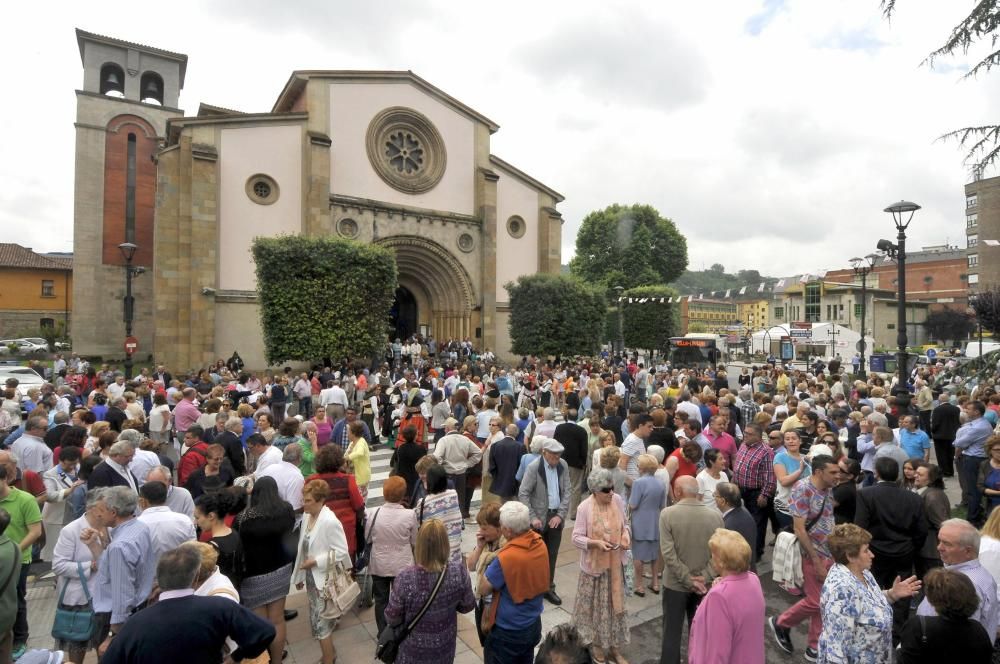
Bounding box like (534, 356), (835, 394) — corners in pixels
(71, 29), (187, 358)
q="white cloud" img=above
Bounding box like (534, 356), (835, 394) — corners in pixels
(0, 0), (993, 278)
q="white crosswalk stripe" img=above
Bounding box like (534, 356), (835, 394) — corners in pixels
(363, 445), (483, 509)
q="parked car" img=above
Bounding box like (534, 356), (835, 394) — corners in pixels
(0, 340), (46, 355)
(0, 366), (46, 388)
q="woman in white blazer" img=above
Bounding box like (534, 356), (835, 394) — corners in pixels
(51, 491), (104, 664)
(293, 479), (349, 664)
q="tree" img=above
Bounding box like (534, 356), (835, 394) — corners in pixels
(710, 263), (725, 274)
(883, 1), (1000, 171)
(621, 285), (681, 355)
(569, 203), (688, 290)
(505, 274), (606, 357)
(252, 235), (397, 365)
(923, 308), (975, 345)
(971, 286), (1000, 340)
(689, 322), (708, 333)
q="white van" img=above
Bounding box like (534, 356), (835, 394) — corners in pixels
(964, 341), (1000, 358)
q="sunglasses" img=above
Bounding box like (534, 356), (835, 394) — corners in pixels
(599, 487), (614, 494)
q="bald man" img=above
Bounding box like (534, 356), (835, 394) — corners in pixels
(658, 475), (724, 664)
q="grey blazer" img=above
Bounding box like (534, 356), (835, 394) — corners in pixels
(518, 457), (569, 523)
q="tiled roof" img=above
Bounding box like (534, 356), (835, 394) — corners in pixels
(0, 244), (72, 270)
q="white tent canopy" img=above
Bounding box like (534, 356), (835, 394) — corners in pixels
(749, 323), (874, 360)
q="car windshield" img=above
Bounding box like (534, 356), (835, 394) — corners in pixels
(22, 338), (47, 345)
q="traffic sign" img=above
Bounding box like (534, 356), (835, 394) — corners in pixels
(926, 348), (937, 360)
(124, 336), (138, 355)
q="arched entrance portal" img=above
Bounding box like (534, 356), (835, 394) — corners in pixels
(390, 286), (418, 341)
(376, 236), (477, 342)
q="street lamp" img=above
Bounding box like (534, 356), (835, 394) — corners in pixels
(118, 242), (142, 379)
(879, 200), (921, 407)
(850, 253), (878, 378)
(614, 285), (625, 360)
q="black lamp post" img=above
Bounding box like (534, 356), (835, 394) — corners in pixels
(850, 254), (878, 379)
(879, 200), (921, 408)
(118, 242), (140, 379)
(614, 285), (625, 360)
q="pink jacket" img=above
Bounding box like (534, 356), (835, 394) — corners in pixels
(687, 571), (765, 664)
(571, 494), (630, 576)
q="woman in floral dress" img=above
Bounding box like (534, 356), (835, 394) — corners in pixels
(817, 524), (921, 663)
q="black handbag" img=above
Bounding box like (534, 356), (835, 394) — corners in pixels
(354, 508), (380, 573)
(375, 568), (446, 663)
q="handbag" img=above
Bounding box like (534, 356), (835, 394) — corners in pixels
(376, 569), (446, 663)
(319, 549), (361, 621)
(51, 560), (95, 642)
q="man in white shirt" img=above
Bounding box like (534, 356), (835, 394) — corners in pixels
(117, 430), (159, 487)
(144, 466), (195, 519)
(532, 408), (558, 441)
(106, 374), (127, 403)
(249, 436), (282, 476)
(257, 444), (305, 510)
(475, 398), (500, 442)
(676, 393), (702, 428)
(137, 481), (196, 565)
(12, 415), (52, 474)
(319, 380), (349, 420)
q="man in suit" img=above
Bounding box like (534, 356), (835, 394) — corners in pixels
(553, 417), (588, 520)
(930, 393), (961, 478)
(490, 424), (525, 502)
(43, 412), (71, 449)
(87, 441), (140, 494)
(855, 457), (927, 644)
(714, 482), (759, 571)
(103, 542), (274, 663)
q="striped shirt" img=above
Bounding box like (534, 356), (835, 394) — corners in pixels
(917, 559), (999, 638)
(92, 518), (156, 624)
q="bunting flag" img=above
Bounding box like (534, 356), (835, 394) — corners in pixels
(739, 286), (747, 295)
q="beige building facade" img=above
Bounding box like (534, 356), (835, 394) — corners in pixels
(72, 32), (563, 369)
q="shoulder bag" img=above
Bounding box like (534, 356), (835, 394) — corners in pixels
(51, 560), (95, 642)
(376, 569), (446, 664)
(319, 548), (361, 621)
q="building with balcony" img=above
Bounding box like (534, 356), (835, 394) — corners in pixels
(964, 174), (1000, 292)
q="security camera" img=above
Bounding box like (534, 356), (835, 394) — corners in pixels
(201, 287), (217, 296)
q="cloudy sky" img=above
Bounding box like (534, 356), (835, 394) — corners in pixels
(3, 0), (996, 276)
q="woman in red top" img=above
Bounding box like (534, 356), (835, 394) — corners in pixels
(306, 444), (365, 560)
(665, 442), (703, 489)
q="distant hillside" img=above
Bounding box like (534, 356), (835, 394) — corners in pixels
(670, 266), (777, 297)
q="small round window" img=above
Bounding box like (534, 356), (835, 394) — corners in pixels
(246, 174), (279, 205)
(507, 215), (526, 239)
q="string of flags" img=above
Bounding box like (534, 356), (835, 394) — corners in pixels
(614, 273), (822, 304)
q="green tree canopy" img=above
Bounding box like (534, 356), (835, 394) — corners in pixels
(621, 285), (681, 354)
(569, 203), (688, 290)
(505, 274), (606, 357)
(971, 287), (1000, 341)
(252, 235), (397, 365)
(923, 308), (975, 345)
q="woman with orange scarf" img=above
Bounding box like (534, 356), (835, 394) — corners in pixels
(571, 468), (632, 664)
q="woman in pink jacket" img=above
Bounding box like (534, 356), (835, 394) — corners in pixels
(687, 528), (765, 664)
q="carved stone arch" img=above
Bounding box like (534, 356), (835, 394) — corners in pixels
(375, 235), (477, 340)
(107, 114), (158, 139)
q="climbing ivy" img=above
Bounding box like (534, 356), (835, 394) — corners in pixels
(252, 235), (397, 365)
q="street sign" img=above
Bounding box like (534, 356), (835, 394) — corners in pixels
(856, 340), (867, 353)
(926, 348), (937, 360)
(124, 336), (138, 355)
(790, 321), (812, 342)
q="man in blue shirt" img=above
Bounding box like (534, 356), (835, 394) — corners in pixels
(955, 401), (993, 526)
(898, 415), (931, 461)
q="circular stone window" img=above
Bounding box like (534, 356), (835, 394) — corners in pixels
(366, 107), (447, 194)
(337, 218), (359, 239)
(507, 215), (526, 239)
(245, 174), (279, 205)
(457, 233), (475, 253)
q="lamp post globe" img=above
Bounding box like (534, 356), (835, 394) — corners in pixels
(881, 201), (920, 408)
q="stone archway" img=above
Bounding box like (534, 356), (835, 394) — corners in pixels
(376, 235), (476, 341)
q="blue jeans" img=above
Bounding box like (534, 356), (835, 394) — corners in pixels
(960, 455), (987, 525)
(485, 618), (541, 664)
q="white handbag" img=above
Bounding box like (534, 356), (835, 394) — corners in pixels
(320, 549), (360, 620)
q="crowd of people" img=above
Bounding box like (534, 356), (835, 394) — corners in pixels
(0, 347), (998, 662)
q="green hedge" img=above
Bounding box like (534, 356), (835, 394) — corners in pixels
(505, 273), (605, 357)
(252, 235), (397, 365)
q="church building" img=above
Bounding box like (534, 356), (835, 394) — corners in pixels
(71, 29), (564, 369)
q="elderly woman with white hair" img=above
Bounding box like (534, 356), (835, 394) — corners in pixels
(515, 434), (547, 483)
(571, 468), (631, 663)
